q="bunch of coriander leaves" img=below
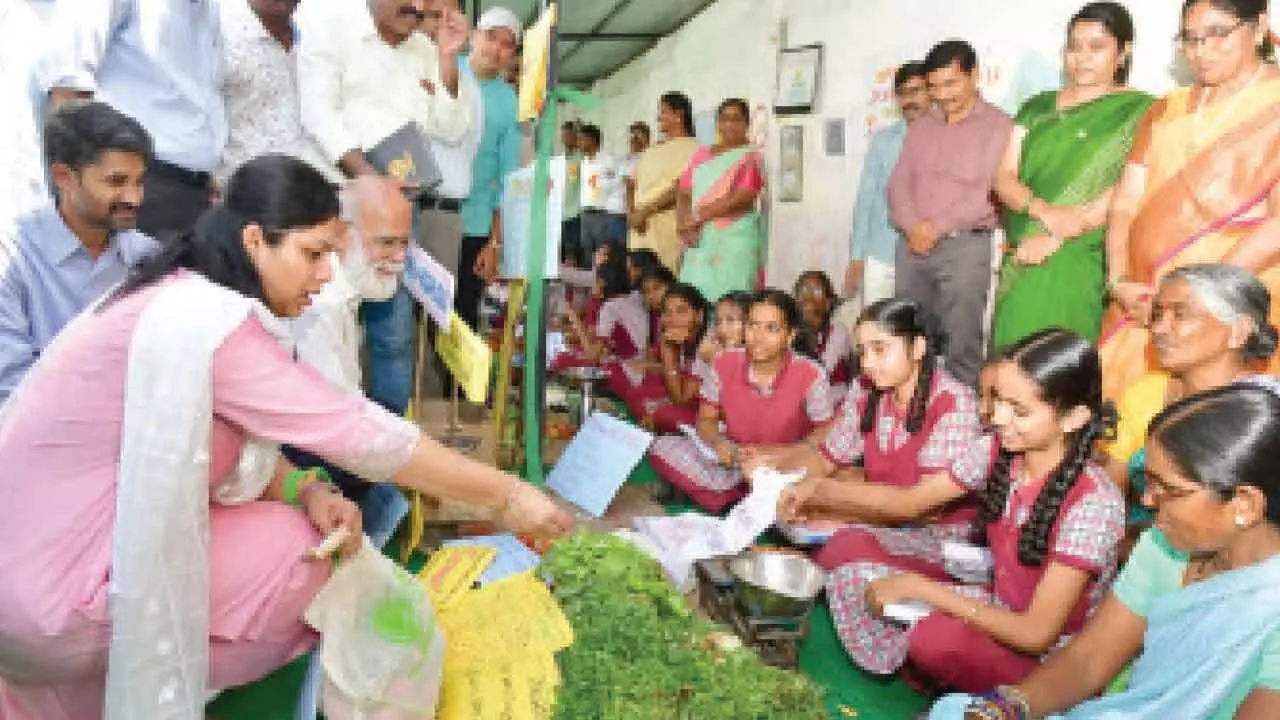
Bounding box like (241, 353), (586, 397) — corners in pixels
(541, 532), (826, 720)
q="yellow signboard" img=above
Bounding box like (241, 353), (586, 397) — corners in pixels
(435, 312), (492, 404)
(517, 4), (556, 121)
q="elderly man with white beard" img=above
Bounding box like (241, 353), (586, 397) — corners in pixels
(284, 175), (414, 547)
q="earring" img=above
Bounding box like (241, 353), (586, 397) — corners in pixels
(1235, 514), (1248, 528)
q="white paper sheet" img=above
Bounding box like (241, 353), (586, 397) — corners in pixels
(882, 601), (932, 627)
(943, 541), (995, 584)
(443, 533), (542, 586)
(403, 245), (455, 331)
(856, 565), (935, 627)
(677, 423), (719, 462)
(628, 467), (805, 589)
(547, 413), (653, 517)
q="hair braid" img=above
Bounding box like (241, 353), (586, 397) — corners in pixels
(859, 385), (884, 434)
(793, 323), (824, 362)
(975, 449), (1015, 544)
(905, 352), (935, 434)
(1017, 418), (1103, 566)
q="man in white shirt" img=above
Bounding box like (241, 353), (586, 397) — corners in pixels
(577, 123), (628, 260)
(413, 0), (482, 324)
(0, 1), (50, 233)
(286, 175), (412, 547)
(296, 0), (473, 183)
(44, 0), (224, 238)
(296, 0), (475, 416)
(217, 0), (325, 184)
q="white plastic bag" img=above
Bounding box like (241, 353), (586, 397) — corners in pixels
(304, 537), (446, 719)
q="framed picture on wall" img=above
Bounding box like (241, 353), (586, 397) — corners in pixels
(778, 124), (803, 203)
(774, 44), (823, 116)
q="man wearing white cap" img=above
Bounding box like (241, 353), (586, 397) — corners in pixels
(462, 7), (522, 330)
(400, 2), (520, 405)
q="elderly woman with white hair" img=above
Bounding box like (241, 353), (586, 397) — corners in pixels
(1103, 263), (1278, 534)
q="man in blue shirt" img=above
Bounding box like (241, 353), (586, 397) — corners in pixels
(0, 101), (159, 402)
(845, 61), (929, 309)
(458, 7), (521, 331)
(44, 0), (223, 238)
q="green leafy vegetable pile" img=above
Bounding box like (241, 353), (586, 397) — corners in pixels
(541, 532), (827, 720)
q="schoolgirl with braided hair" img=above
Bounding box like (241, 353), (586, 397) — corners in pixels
(818, 328), (1125, 693)
(761, 298), (993, 571)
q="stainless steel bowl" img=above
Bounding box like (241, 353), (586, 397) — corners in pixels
(729, 552), (827, 618)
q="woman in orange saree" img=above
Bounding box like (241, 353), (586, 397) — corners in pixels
(1100, 0), (1280, 400)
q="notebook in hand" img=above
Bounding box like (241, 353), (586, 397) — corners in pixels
(364, 122), (443, 196)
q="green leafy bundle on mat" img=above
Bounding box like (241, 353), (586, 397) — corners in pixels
(541, 532), (826, 720)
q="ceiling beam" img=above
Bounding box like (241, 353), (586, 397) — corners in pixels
(558, 0), (638, 67)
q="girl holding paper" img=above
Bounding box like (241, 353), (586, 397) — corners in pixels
(751, 297), (993, 569)
(820, 329), (1124, 691)
(933, 383), (1280, 719)
(648, 290), (838, 512)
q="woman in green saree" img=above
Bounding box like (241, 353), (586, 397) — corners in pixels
(676, 98), (766, 303)
(991, 1), (1153, 350)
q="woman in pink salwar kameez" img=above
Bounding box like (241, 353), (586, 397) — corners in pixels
(0, 156), (571, 720)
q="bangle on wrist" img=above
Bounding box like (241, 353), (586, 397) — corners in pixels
(971, 686), (1030, 720)
(297, 478), (332, 507)
(283, 469), (310, 506)
(286, 467), (335, 507)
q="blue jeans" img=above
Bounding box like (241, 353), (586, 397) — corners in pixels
(360, 482), (412, 549)
(362, 283), (416, 416)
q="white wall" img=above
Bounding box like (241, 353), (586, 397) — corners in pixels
(587, 0), (1190, 290)
(587, 0), (781, 151)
